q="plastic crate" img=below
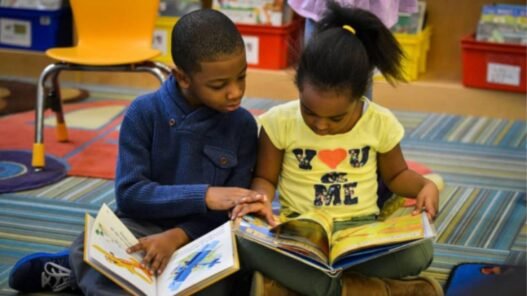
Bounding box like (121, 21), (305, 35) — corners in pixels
(393, 26), (431, 81)
(237, 19), (302, 69)
(0, 0), (68, 10)
(0, 7), (72, 51)
(461, 34), (526, 93)
(152, 16), (178, 64)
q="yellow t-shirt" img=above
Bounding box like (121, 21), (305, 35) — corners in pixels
(258, 98), (404, 221)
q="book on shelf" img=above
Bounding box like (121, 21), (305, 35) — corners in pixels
(84, 204), (239, 296)
(391, 1), (427, 35)
(476, 4), (527, 45)
(235, 210), (436, 275)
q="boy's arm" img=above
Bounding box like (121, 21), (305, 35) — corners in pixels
(115, 103), (260, 221)
(378, 144), (439, 220)
(115, 105), (207, 219)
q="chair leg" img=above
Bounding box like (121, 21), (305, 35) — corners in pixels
(50, 72), (68, 142)
(32, 63), (63, 170)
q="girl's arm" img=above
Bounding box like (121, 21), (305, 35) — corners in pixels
(231, 128), (284, 226)
(378, 144), (439, 220)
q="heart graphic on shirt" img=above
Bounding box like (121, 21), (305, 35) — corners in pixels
(318, 148), (347, 169)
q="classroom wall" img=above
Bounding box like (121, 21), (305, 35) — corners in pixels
(1, 0), (525, 86)
(423, 0), (526, 82)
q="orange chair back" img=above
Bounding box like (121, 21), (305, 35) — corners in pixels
(71, 0), (159, 50)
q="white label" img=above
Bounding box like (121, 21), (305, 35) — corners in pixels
(487, 63), (521, 86)
(152, 29), (168, 55)
(243, 35), (259, 65)
(0, 18), (31, 47)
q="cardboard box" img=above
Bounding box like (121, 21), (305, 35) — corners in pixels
(212, 0), (293, 26)
(152, 16), (178, 64)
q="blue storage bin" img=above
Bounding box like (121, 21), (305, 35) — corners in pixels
(0, 7), (72, 51)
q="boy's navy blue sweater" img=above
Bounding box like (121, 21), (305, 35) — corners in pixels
(115, 75), (258, 239)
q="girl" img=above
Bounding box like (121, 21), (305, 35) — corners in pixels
(233, 2), (442, 295)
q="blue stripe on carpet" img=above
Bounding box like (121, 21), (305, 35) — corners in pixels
(0, 96), (525, 294)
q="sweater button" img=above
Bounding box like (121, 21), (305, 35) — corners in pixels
(169, 118), (176, 126)
(220, 156), (228, 166)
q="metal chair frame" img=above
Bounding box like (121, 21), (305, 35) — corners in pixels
(32, 61), (172, 170)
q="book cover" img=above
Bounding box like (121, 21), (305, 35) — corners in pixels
(476, 4), (527, 45)
(391, 1), (427, 34)
(84, 204), (239, 296)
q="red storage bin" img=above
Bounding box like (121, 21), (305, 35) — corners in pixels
(461, 34), (526, 93)
(237, 19), (302, 70)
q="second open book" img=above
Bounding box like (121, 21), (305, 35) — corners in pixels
(84, 204), (239, 296)
(235, 210), (436, 275)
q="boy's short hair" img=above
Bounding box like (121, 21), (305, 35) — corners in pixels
(171, 9), (245, 74)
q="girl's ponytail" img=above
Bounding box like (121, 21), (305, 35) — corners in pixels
(296, 1), (405, 99)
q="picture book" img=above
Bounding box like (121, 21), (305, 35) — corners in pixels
(84, 204), (239, 296)
(476, 4), (527, 45)
(235, 210), (435, 275)
(391, 1), (427, 34)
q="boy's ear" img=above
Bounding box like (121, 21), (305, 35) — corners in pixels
(173, 66), (191, 89)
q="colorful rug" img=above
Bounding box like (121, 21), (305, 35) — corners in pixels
(0, 92), (525, 294)
(0, 100), (128, 179)
(0, 79), (89, 116)
(0, 150), (67, 193)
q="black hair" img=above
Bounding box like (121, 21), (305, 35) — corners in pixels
(295, 1), (405, 100)
(171, 9), (244, 74)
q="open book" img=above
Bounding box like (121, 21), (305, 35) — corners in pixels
(235, 210), (435, 275)
(84, 204), (239, 296)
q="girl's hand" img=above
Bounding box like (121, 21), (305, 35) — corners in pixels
(230, 199), (276, 227)
(412, 181), (439, 221)
(127, 228), (189, 275)
(205, 187), (266, 210)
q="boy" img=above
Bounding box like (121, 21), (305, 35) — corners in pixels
(9, 9), (261, 295)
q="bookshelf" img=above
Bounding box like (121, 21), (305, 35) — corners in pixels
(0, 0), (525, 120)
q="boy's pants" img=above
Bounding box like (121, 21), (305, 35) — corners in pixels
(69, 217), (236, 296)
(237, 216), (434, 296)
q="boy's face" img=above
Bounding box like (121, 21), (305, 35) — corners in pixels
(178, 51), (247, 113)
(299, 82), (361, 136)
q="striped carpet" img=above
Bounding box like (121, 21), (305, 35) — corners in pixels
(0, 92), (525, 294)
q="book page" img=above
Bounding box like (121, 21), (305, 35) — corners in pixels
(273, 210), (334, 259)
(330, 213), (427, 264)
(276, 210), (334, 239)
(235, 215), (337, 274)
(236, 214), (329, 265)
(156, 221), (238, 296)
(87, 204), (155, 296)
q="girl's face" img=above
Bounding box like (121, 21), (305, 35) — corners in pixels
(299, 82), (361, 135)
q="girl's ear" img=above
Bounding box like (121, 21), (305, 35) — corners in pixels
(173, 66), (191, 89)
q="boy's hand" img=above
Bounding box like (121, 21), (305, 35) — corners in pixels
(412, 181), (439, 221)
(231, 200), (276, 227)
(205, 187), (266, 210)
(127, 228), (189, 275)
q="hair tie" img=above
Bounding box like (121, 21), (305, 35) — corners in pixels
(342, 25), (356, 35)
